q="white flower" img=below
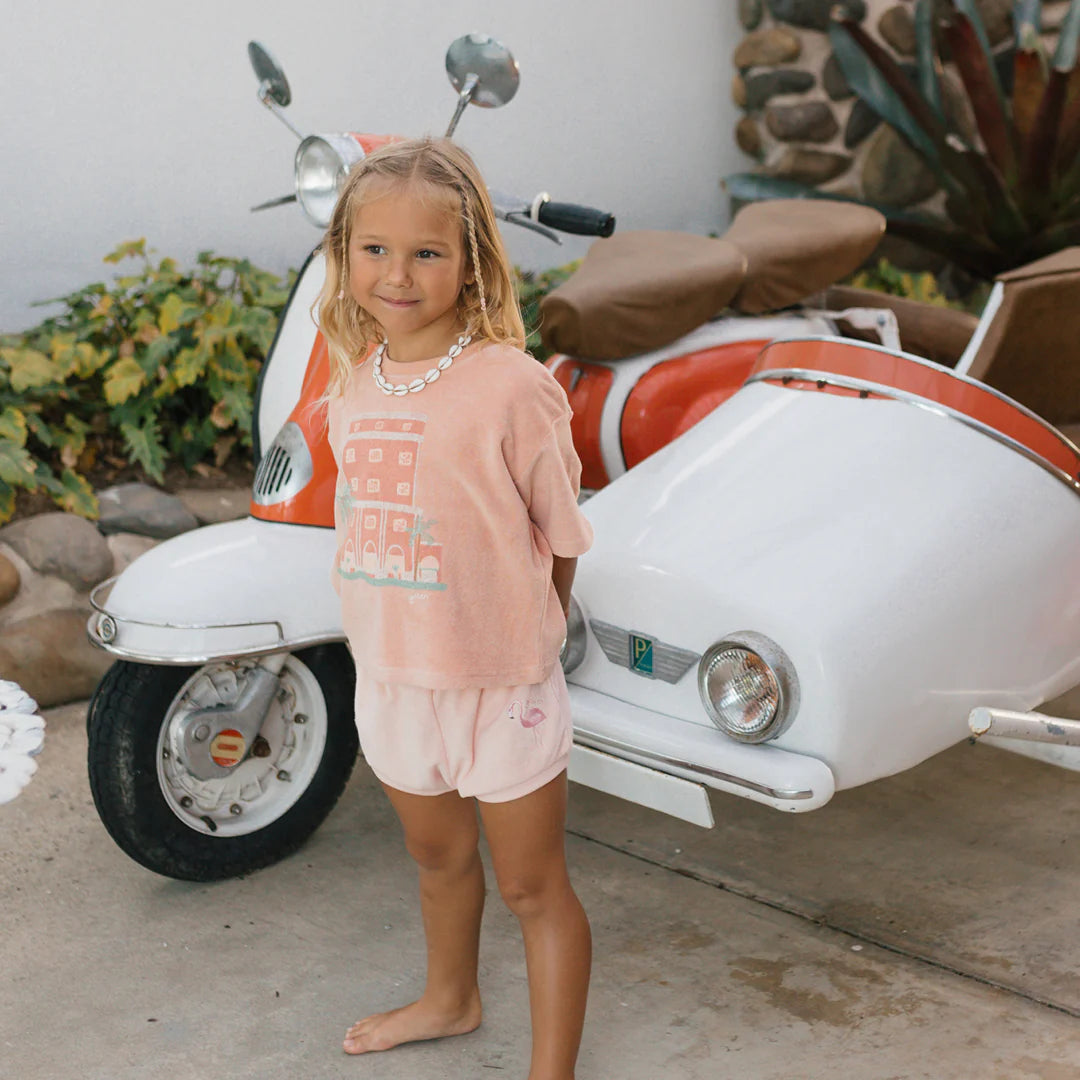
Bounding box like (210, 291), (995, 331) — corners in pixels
(0, 680), (45, 805)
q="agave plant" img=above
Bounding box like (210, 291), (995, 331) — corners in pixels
(727, 0), (1080, 279)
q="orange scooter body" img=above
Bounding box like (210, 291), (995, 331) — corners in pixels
(546, 339), (769, 486)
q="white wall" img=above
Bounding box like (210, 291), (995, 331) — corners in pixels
(1, 1), (748, 331)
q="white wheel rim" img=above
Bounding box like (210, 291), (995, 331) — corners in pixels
(155, 655), (328, 837)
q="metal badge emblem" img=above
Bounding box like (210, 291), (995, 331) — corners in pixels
(590, 620), (700, 684)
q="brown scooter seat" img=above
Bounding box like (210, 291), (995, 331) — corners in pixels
(540, 200), (886, 360)
(539, 231), (747, 362)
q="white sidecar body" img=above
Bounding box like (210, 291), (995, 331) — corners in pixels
(565, 333), (1080, 820)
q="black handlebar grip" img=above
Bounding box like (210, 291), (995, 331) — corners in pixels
(536, 201), (616, 238)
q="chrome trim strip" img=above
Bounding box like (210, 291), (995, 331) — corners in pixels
(90, 577), (290, 636)
(85, 619), (346, 665)
(759, 335), (1080, 461)
(589, 619), (700, 683)
(747, 367), (1080, 496)
(573, 728), (815, 801)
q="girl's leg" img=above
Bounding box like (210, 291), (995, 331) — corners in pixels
(478, 771), (591, 1080)
(344, 784), (485, 1054)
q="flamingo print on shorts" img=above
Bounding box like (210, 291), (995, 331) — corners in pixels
(507, 697), (548, 745)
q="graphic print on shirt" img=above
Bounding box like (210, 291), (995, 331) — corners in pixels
(335, 411), (447, 591)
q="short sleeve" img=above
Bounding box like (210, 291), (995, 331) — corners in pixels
(520, 411), (594, 558)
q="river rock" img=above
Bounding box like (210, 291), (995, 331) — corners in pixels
(862, 124), (939, 206)
(744, 69), (816, 110)
(739, 0), (764, 30)
(176, 487), (250, 525)
(0, 552), (19, 607)
(736, 115), (765, 158)
(845, 98), (882, 147)
(96, 482), (199, 539)
(975, 0), (1013, 46)
(766, 0), (867, 32)
(765, 100), (839, 142)
(771, 147), (852, 184)
(0, 513), (113, 592)
(106, 533), (160, 576)
(879, 5), (916, 55)
(823, 53), (853, 100)
(0, 543), (81, 628)
(0, 609), (112, 708)
(734, 28), (802, 69)
(732, 72), (748, 108)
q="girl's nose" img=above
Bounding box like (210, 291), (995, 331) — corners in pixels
(385, 257), (412, 287)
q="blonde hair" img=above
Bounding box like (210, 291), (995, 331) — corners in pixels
(317, 137), (526, 398)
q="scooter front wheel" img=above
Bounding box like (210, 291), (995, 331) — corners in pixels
(87, 645), (357, 881)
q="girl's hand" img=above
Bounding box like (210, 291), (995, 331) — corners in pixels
(552, 556), (577, 620)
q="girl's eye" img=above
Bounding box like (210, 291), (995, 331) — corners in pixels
(362, 244), (385, 256)
(417, 249), (441, 260)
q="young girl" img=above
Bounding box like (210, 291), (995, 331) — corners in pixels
(319, 137), (594, 1079)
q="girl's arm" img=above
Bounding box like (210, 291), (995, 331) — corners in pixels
(551, 556), (577, 619)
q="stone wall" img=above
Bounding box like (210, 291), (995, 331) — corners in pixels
(0, 485), (248, 708)
(733, 0), (1071, 210)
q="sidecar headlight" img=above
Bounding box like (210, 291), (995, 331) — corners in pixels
(295, 134), (368, 228)
(697, 632), (799, 743)
(560, 596), (587, 675)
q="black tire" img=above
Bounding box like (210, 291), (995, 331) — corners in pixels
(87, 645), (357, 882)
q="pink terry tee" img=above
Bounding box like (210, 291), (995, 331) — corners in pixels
(327, 340), (593, 688)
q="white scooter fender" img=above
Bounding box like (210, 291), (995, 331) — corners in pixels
(87, 518), (341, 664)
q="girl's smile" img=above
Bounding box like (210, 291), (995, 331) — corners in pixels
(348, 181), (469, 365)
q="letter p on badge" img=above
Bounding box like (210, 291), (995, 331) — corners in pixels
(630, 634), (654, 677)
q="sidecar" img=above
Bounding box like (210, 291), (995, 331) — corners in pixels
(553, 246), (1080, 826)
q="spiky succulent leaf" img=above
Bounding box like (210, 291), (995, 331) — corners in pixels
(1020, 69), (1070, 214)
(1013, 45), (1049, 146)
(914, 0), (944, 122)
(943, 9), (1018, 178)
(1053, 0), (1080, 72)
(1013, 0), (1042, 38)
(830, 15), (998, 221)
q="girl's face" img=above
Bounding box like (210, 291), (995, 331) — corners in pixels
(347, 180), (469, 362)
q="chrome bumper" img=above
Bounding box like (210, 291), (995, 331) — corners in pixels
(567, 682), (835, 813)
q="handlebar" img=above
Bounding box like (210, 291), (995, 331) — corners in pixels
(534, 198), (615, 238)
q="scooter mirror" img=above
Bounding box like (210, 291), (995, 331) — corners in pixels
(444, 34), (519, 136)
(248, 41), (292, 108)
(445, 34), (519, 108)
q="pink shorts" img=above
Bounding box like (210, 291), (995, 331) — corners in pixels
(352, 664), (572, 802)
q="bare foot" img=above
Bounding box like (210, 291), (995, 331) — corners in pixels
(343, 991), (482, 1055)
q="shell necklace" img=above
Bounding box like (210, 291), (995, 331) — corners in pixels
(372, 332), (472, 396)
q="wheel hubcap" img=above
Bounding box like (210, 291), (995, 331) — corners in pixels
(156, 656), (328, 837)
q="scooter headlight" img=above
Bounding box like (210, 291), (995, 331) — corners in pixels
(560, 596), (587, 675)
(697, 632), (799, 743)
(295, 134), (368, 227)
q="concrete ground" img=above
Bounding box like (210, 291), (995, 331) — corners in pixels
(1, 702), (1078, 1080)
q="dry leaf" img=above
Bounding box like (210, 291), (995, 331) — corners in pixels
(213, 435), (237, 468)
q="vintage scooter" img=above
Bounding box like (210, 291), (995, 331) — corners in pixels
(85, 35), (614, 882)
(87, 34), (1080, 884)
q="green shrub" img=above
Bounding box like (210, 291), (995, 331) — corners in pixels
(847, 258), (954, 307)
(0, 242), (579, 526)
(0, 240), (292, 524)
